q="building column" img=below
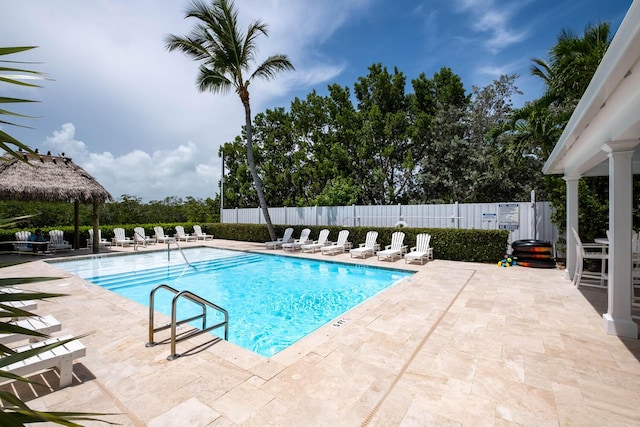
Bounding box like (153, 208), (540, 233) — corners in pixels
(564, 176), (580, 281)
(602, 140), (638, 339)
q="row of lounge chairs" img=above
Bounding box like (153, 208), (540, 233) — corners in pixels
(0, 288), (86, 389)
(87, 225), (213, 248)
(265, 228), (434, 264)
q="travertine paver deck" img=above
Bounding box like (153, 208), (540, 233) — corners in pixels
(0, 239), (638, 426)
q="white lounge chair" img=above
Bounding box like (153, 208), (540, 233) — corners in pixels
(265, 227), (294, 249)
(175, 226), (196, 242)
(1, 287), (38, 317)
(282, 228), (312, 251)
(405, 233), (433, 265)
(193, 225), (213, 240)
(1, 334), (86, 388)
(377, 232), (407, 262)
(301, 229), (331, 253)
(350, 231), (380, 258)
(133, 227), (155, 247)
(113, 228), (133, 247)
(13, 231), (32, 253)
(153, 226), (172, 243)
(49, 229), (72, 252)
(321, 230), (351, 255)
(87, 229), (112, 248)
(0, 314), (62, 346)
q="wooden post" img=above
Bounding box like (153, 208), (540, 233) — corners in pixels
(92, 199), (100, 254)
(74, 200), (80, 249)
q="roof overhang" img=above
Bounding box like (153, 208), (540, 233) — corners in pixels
(543, 0), (640, 177)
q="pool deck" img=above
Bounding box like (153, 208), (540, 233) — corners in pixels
(0, 239), (638, 426)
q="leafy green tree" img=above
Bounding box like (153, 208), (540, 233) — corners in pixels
(409, 68), (469, 202)
(219, 136), (258, 208)
(166, 0), (294, 241)
(353, 64), (413, 204)
(253, 106), (304, 206)
(310, 176), (361, 206)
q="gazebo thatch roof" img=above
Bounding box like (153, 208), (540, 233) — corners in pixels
(0, 152), (112, 202)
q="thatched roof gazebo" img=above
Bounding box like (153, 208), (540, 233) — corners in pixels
(0, 151), (113, 253)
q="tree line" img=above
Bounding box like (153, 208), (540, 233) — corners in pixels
(221, 65), (541, 208)
(221, 22), (640, 241)
(0, 195), (220, 229)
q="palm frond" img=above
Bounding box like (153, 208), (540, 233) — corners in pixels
(251, 55), (295, 81)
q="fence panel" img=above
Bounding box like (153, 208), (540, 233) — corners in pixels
(222, 201), (558, 245)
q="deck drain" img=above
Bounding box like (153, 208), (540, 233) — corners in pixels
(332, 317), (350, 328)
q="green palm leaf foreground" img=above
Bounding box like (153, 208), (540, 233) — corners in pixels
(166, 0), (295, 241)
(0, 46), (44, 158)
(0, 46), (113, 425)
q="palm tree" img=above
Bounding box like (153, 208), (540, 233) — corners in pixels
(166, 0), (294, 241)
(531, 22), (612, 106)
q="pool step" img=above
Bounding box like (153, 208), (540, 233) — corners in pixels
(96, 254), (263, 289)
(92, 254), (264, 291)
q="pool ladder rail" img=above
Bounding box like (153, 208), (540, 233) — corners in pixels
(133, 232), (192, 268)
(146, 284), (229, 361)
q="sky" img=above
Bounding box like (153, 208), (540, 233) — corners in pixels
(1, 0), (633, 202)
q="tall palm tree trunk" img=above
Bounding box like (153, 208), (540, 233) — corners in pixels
(242, 98), (277, 241)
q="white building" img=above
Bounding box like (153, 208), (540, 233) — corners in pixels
(543, 1), (640, 338)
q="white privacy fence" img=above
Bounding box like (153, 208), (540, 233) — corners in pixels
(222, 201), (558, 246)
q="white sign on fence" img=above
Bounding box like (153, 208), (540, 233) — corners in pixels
(498, 203), (520, 230)
(482, 212), (497, 221)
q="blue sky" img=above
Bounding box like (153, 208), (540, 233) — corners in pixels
(1, 0), (633, 201)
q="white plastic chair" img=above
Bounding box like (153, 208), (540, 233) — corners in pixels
(113, 228), (133, 247)
(301, 229), (331, 253)
(320, 230), (350, 255)
(175, 226), (196, 242)
(193, 225), (213, 240)
(282, 228), (312, 251)
(265, 227), (294, 249)
(350, 231), (380, 258)
(49, 229), (72, 252)
(87, 229), (111, 248)
(405, 233), (433, 264)
(133, 227), (155, 247)
(572, 227), (607, 288)
(13, 231), (32, 252)
(377, 232), (407, 262)
(153, 226), (172, 243)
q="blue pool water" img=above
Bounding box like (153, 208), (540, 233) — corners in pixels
(49, 248), (413, 357)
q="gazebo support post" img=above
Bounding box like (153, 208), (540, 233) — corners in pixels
(92, 199), (100, 254)
(74, 200), (80, 250)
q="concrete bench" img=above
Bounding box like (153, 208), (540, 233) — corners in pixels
(2, 334), (86, 388)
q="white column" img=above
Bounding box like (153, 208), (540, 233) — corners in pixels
(602, 140), (638, 339)
(564, 177), (580, 281)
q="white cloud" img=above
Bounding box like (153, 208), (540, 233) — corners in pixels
(44, 123), (220, 202)
(453, 0), (529, 53)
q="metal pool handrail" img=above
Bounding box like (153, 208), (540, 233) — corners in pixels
(146, 284), (229, 361)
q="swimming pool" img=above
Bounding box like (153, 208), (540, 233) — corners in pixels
(49, 248), (413, 357)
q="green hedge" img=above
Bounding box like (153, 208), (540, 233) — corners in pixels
(0, 223), (509, 262)
(207, 223), (509, 263)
